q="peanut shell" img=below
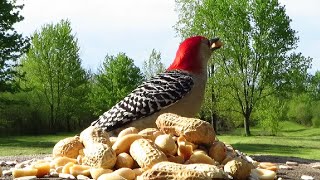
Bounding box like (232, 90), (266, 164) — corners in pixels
(156, 113), (215, 145)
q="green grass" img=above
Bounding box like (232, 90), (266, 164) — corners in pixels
(219, 121), (320, 160)
(0, 121), (319, 160)
(0, 132), (77, 156)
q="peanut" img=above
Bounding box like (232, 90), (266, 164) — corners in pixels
(187, 151), (215, 165)
(151, 161), (228, 179)
(139, 162), (227, 179)
(69, 164), (91, 177)
(89, 168), (113, 180)
(31, 162), (50, 177)
(224, 157), (254, 180)
(113, 168), (136, 180)
(82, 143), (116, 169)
(51, 157), (77, 169)
(208, 141), (227, 163)
(97, 173), (126, 180)
(129, 139), (167, 168)
(118, 127), (139, 138)
(109, 137), (117, 146)
(80, 126), (112, 147)
(138, 128), (163, 142)
(251, 168), (276, 180)
(177, 136), (198, 150)
(156, 113), (216, 145)
(154, 134), (177, 155)
(52, 136), (84, 158)
(62, 162), (74, 174)
(132, 168), (147, 176)
(258, 162), (278, 172)
(12, 168), (38, 178)
(167, 155), (185, 164)
(112, 134), (143, 155)
(177, 141), (193, 160)
(115, 152), (134, 169)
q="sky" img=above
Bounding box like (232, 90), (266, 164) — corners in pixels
(14, 0), (320, 73)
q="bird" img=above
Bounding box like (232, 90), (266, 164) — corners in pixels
(91, 36), (222, 135)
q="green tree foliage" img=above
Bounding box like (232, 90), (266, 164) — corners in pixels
(175, 0), (311, 135)
(20, 19), (91, 132)
(287, 93), (312, 126)
(89, 53), (143, 115)
(0, 0), (29, 93)
(143, 49), (165, 79)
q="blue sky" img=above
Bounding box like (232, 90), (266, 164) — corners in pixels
(15, 0), (320, 73)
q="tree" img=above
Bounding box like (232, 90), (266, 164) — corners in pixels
(20, 19), (90, 131)
(175, 0), (311, 135)
(142, 49), (165, 79)
(0, 0), (29, 93)
(89, 53), (143, 115)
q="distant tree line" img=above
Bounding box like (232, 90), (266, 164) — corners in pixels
(0, 0), (319, 136)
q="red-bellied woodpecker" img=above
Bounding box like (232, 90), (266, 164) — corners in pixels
(91, 36), (222, 134)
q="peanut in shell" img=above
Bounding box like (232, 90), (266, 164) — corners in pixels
(82, 143), (116, 169)
(80, 126), (112, 147)
(52, 136), (84, 158)
(156, 113), (215, 145)
(129, 139), (167, 168)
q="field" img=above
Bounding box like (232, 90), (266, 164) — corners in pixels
(0, 121), (319, 160)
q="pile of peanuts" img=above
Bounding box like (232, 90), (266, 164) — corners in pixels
(4, 113), (279, 180)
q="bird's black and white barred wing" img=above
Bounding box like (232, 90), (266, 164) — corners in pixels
(91, 70), (194, 131)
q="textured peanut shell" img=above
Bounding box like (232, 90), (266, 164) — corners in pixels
(52, 136), (84, 158)
(80, 126), (112, 147)
(151, 162), (227, 179)
(82, 143), (116, 169)
(129, 139), (167, 168)
(138, 128), (163, 142)
(156, 113), (215, 145)
(224, 157), (254, 180)
(138, 169), (212, 180)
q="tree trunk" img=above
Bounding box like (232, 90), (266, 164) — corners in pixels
(50, 104), (54, 131)
(244, 114), (251, 136)
(211, 113), (218, 134)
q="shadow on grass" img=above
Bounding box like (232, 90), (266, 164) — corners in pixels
(0, 138), (55, 148)
(231, 143), (308, 157)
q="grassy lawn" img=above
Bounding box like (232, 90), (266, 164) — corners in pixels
(219, 121), (320, 160)
(0, 121), (319, 160)
(0, 132), (77, 156)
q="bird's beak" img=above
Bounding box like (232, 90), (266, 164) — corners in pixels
(210, 37), (223, 50)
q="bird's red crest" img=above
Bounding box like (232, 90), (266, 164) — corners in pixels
(167, 36), (207, 74)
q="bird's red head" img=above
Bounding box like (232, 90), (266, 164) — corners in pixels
(167, 36), (221, 74)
